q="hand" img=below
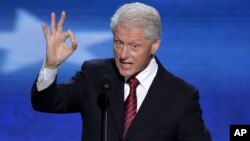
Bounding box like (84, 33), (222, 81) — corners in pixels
(42, 11), (77, 69)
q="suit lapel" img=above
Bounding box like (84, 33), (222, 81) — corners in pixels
(108, 65), (125, 137)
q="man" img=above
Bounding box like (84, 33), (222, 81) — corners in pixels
(31, 2), (211, 141)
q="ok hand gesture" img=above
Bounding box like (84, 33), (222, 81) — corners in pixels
(42, 11), (77, 69)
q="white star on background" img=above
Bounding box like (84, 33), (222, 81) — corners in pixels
(0, 9), (112, 73)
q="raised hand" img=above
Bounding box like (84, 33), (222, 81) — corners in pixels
(42, 11), (77, 69)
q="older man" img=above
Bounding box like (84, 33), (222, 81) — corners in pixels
(31, 2), (211, 141)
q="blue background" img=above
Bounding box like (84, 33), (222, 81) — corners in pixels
(0, 0), (250, 141)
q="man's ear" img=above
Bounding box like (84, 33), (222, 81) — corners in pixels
(151, 37), (160, 54)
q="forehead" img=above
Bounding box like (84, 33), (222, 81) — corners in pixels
(113, 25), (147, 42)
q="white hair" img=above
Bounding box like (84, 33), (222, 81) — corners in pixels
(110, 2), (162, 41)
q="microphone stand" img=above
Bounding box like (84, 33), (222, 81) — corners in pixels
(102, 94), (109, 141)
(100, 75), (112, 141)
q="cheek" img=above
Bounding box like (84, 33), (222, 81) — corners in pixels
(113, 46), (116, 55)
(114, 46), (122, 55)
(133, 53), (147, 67)
(136, 50), (152, 67)
(113, 48), (119, 59)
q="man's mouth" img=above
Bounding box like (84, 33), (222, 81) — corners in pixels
(120, 61), (133, 69)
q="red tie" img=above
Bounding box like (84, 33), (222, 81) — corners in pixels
(123, 76), (140, 138)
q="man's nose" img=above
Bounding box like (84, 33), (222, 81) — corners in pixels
(120, 46), (130, 59)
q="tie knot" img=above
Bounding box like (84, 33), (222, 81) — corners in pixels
(127, 76), (140, 89)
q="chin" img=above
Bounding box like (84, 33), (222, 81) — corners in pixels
(119, 72), (130, 77)
(118, 69), (134, 77)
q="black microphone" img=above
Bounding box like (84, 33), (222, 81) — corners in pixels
(100, 75), (112, 92)
(100, 75), (112, 141)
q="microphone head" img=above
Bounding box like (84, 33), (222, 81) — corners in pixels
(100, 75), (112, 92)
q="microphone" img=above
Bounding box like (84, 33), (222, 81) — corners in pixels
(100, 75), (112, 92)
(100, 75), (112, 141)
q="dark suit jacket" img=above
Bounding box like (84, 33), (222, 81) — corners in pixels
(31, 57), (211, 141)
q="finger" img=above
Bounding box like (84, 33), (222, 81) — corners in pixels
(50, 12), (56, 34)
(63, 31), (70, 41)
(42, 22), (49, 39)
(67, 30), (77, 50)
(57, 11), (66, 33)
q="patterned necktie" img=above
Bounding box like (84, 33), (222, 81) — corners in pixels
(123, 76), (140, 138)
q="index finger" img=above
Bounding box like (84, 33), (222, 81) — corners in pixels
(67, 30), (77, 50)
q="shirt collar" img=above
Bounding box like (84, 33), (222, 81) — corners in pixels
(137, 57), (158, 89)
(125, 57), (158, 89)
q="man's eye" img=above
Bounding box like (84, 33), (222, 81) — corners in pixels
(115, 40), (123, 45)
(118, 41), (123, 45)
(131, 44), (138, 48)
(130, 43), (140, 49)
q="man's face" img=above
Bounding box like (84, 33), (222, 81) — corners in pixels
(113, 25), (159, 77)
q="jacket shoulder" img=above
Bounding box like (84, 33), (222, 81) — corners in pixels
(156, 60), (196, 95)
(83, 58), (114, 66)
(79, 58), (118, 78)
(81, 58), (115, 70)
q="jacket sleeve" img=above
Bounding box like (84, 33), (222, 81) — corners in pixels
(31, 63), (88, 113)
(177, 90), (212, 141)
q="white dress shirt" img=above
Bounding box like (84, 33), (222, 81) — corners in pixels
(36, 62), (58, 91)
(124, 58), (158, 111)
(36, 58), (158, 112)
